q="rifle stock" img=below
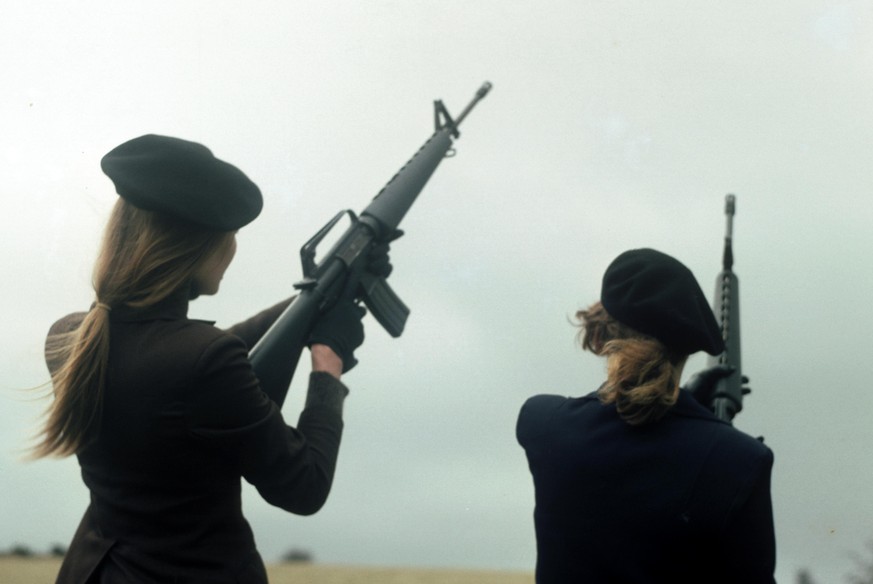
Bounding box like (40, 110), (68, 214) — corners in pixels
(249, 83), (492, 406)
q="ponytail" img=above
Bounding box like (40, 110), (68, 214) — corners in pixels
(32, 200), (232, 458)
(35, 306), (111, 457)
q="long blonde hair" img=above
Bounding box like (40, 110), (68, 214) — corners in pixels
(577, 302), (686, 426)
(32, 200), (232, 458)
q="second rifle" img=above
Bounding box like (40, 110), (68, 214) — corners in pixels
(708, 194), (748, 423)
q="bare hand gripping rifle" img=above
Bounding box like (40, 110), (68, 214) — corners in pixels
(249, 82), (492, 406)
(707, 194), (749, 423)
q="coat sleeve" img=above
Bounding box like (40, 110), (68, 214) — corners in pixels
(517, 394), (566, 448)
(720, 446), (777, 583)
(223, 297), (294, 349)
(186, 331), (348, 515)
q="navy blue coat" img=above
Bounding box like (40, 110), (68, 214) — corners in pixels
(517, 389), (776, 583)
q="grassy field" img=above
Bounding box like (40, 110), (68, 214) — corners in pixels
(0, 557), (535, 583)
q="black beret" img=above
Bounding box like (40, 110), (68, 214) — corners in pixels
(101, 134), (262, 231)
(601, 248), (724, 356)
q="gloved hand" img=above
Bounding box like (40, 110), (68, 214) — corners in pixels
(365, 229), (403, 279)
(307, 300), (366, 373)
(340, 230), (403, 300)
(682, 364), (745, 408)
(366, 242), (394, 279)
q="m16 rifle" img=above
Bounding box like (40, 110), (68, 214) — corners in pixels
(708, 194), (749, 423)
(249, 82), (492, 406)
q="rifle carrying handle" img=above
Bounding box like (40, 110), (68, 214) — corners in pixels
(359, 273), (410, 338)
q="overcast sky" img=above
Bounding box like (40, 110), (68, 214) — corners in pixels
(3, 1), (873, 582)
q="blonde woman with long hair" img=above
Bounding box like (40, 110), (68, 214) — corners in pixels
(517, 248), (776, 583)
(35, 135), (376, 583)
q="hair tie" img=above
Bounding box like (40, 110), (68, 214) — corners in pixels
(95, 302), (112, 312)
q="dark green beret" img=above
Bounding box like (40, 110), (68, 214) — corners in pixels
(601, 248), (724, 356)
(101, 134), (263, 231)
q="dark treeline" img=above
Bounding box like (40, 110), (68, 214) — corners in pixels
(797, 540), (873, 584)
(0, 544), (314, 563)
(0, 543), (66, 557)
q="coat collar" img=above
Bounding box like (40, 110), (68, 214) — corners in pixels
(110, 287), (192, 323)
(670, 389), (729, 425)
(581, 384), (729, 426)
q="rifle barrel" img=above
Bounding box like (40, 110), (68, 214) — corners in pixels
(451, 82), (493, 129)
(723, 194), (735, 271)
(710, 193), (742, 423)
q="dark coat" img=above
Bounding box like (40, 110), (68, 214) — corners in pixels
(47, 290), (349, 584)
(517, 389), (776, 584)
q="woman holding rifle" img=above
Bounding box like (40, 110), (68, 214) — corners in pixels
(34, 134), (378, 583)
(517, 248), (776, 583)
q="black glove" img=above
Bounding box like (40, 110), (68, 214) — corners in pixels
(307, 300), (366, 372)
(341, 230), (403, 300)
(365, 229), (403, 279)
(682, 364), (737, 408)
(366, 242), (393, 279)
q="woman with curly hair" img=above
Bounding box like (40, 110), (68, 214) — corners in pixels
(517, 248), (776, 583)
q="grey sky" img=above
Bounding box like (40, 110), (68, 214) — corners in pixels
(3, 1), (872, 581)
